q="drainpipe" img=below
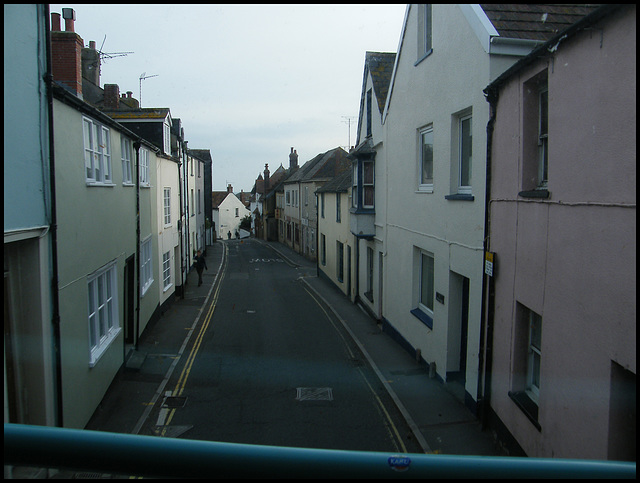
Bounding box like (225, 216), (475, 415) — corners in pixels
(44, 4), (63, 428)
(478, 85), (498, 429)
(134, 140), (141, 351)
(177, 150), (185, 299)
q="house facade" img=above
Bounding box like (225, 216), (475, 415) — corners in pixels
(350, 51), (395, 320)
(379, 4), (599, 414)
(52, 81), (162, 428)
(283, 147), (350, 260)
(156, 153), (180, 308)
(212, 185), (251, 240)
(4, 4), (58, 434)
(317, 170), (356, 300)
(483, 5), (636, 460)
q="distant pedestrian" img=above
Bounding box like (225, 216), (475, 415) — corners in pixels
(228, 230), (232, 240)
(193, 250), (208, 286)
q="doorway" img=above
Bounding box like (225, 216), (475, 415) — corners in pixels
(447, 272), (469, 395)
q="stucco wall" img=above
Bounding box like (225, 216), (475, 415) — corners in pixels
(488, 6), (636, 459)
(382, 4), (508, 402)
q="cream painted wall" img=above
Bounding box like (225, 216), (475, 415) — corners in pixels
(381, 4), (524, 403)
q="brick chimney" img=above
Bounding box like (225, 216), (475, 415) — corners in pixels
(104, 84), (120, 109)
(289, 147), (298, 171)
(227, 184), (233, 194)
(263, 164), (270, 195)
(81, 40), (100, 86)
(51, 8), (84, 98)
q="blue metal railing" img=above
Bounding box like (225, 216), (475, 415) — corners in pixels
(4, 424), (636, 479)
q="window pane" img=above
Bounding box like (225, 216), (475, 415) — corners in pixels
(420, 253), (434, 311)
(363, 161), (374, 184)
(460, 116), (472, 187)
(530, 312), (542, 351)
(364, 186), (374, 207)
(421, 130), (433, 184)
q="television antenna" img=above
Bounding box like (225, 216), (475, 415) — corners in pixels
(139, 72), (159, 108)
(96, 35), (133, 65)
(341, 116), (357, 151)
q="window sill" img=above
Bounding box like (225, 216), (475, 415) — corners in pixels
(410, 307), (433, 329)
(123, 182), (136, 187)
(417, 185), (434, 194)
(89, 327), (122, 368)
(518, 189), (549, 199)
(414, 48), (433, 66)
(508, 390), (542, 431)
(445, 193), (474, 201)
(86, 181), (116, 187)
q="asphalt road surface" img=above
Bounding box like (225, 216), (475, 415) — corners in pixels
(143, 239), (422, 454)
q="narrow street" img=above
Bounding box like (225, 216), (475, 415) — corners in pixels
(140, 239), (422, 454)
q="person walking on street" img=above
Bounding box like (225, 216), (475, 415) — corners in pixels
(194, 249), (208, 286)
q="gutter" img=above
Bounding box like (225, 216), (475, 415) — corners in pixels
(44, 3), (63, 428)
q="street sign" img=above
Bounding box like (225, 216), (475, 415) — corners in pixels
(485, 252), (494, 277)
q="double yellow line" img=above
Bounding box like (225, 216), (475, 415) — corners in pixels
(161, 248), (227, 431)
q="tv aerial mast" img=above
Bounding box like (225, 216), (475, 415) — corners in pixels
(139, 72), (159, 108)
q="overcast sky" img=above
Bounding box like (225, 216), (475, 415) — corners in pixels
(50, 4), (407, 192)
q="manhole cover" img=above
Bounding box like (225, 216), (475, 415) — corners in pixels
(296, 387), (333, 401)
(161, 396), (187, 408)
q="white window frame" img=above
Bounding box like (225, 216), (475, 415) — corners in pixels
(83, 117), (112, 185)
(163, 188), (171, 226)
(163, 121), (171, 155)
(527, 310), (542, 402)
(121, 136), (133, 184)
(87, 261), (120, 367)
(537, 85), (549, 188)
(419, 125), (434, 192)
(419, 251), (434, 315)
(417, 4), (433, 62)
(458, 114), (473, 194)
(140, 235), (153, 296)
(162, 251), (172, 291)
(139, 147), (150, 186)
(362, 160), (375, 209)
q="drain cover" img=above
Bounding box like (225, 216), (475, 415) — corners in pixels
(296, 387), (333, 401)
(161, 396), (187, 408)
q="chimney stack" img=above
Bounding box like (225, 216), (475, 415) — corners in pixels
(104, 84), (120, 109)
(227, 184), (233, 194)
(289, 147), (299, 171)
(51, 8), (83, 97)
(264, 164), (270, 194)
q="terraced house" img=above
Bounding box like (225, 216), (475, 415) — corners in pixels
(361, 4), (600, 418)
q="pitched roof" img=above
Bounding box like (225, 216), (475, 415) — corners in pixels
(366, 51), (396, 114)
(211, 192), (229, 209)
(316, 168), (352, 193)
(485, 4), (618, 95)
(189, 149), (212, 163)
(285, 147), (350, 184)
(480, 4), (602, 41)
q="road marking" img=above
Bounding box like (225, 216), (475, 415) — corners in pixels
(160, 252), (227, 434)
(131, 244), (227, 435)
(300, 285), (407, 453)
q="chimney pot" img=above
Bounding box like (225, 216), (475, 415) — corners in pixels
(51, 13), (61, 31)
(89, 40), (96, 50)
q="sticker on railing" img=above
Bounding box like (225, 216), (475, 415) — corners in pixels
(388, 455), (411, 472)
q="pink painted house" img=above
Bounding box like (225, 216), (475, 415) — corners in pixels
(482, 5), (636, 460)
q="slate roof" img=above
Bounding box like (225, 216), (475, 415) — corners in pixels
(316, 168), (352, 194)
(285, 147), (350, 184)
(366, 52), (396, 114)
(481, 4), (602, 41)
(189, 149), (212, 163)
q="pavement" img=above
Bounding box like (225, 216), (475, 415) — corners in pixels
(51, 237), (503, 478)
